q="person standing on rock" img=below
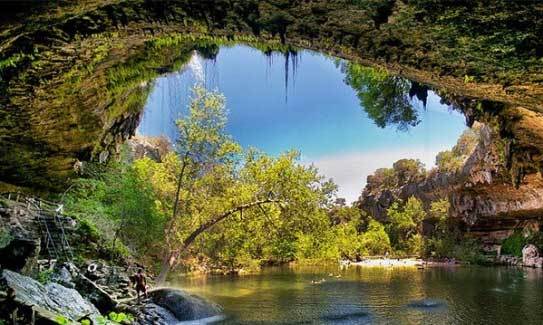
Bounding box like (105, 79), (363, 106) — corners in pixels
(133, 268), (148, 302)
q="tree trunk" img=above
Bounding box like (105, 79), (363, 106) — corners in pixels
(155, 198), (281, 286)
(156, 250), (177, 286)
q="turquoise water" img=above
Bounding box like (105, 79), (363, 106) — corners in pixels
(171, 264), (543, 324)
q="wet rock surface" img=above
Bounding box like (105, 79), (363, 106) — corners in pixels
(127, 288), (223, 325)
(81, 260), (136, 301)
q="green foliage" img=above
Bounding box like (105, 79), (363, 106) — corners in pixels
(54, 311), (133, 324)
(425, 235), (456, 259)
(77, 219), (100, 243)
(463, 75), (475, 83)
(0, 53), (28, 74)
(0, 228), (13, 249)
(366, 159), (426, 191)
(436, 126), (481, 172)
(54, 315), (70, 325)
(527, 232), (543, 251)
(328, 202), (361, 226)
(360, 219), (391, 256)
(452, 238), (486, 265)
(96, 312), (134, 325)
(343, 63), (419, 131)
(37, 269), (54, 284)
(386, 197), (425, 255)
(352, 0), (395, 27)
(64, 159), (165, 260)
(501, 231), (527, 257)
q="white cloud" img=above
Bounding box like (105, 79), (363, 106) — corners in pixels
(303, 145), (449, 204)
(188, 52), (205, 85)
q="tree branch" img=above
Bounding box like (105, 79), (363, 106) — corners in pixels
(180, 198), (283, 251)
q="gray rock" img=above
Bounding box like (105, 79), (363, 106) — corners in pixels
(1, 269), (101, 323)
(51, 266), (75, 288)
(0, 203), (41, 273)
(149, 288), (222, 321)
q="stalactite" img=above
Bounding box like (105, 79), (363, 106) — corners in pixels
(284, 51), (290, 103)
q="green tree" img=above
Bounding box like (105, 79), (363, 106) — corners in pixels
(360, 219), (391, 256)
(154, 87), (337, 283)
(343, 63), (419, 131)
(64, 161), (164, 259)
(386, 196), (426, 254)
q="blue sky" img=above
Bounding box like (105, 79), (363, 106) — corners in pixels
(138, 45), (466, 203)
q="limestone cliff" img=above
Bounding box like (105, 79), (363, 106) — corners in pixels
(358, 123), (543, 241)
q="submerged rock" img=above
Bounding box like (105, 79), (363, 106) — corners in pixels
(0, 269), (101, 323)
(407, 299), (447, 310)
(130, 288), (223, 325)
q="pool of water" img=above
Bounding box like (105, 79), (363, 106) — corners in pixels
(170, 264), (543, 324)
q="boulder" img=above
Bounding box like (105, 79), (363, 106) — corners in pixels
(522, 244), (541, 267)
(0, 236), (40, 273)
(1, 269), (101, 323)
(130, 288), (222, 324)
(51, 266), (75, 289)
(149, 288), (222, 321)
(74, 273), (118, 313)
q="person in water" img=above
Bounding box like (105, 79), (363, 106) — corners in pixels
(133, 268), (148, 302)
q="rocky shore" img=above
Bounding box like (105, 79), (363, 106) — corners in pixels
(0, 194), (223, 324)
(344, 245), (543, 269)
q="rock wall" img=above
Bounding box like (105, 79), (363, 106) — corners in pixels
(0, 199), (41, 273)
(358, 123), (543, 241)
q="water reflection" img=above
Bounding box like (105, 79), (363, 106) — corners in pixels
(170, 265), (543, 324)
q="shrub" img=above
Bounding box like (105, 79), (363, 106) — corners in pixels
(0, 228), (13, 249)
(37, 269), (54, 284)
(501, 231), (527, 257)
(453, 239), (486, 264)
(527, 232), (543, 251)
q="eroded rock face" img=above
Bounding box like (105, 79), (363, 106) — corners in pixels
(0, 201), (41, 273)
(126, 136), (172, 163)
(359, 123), (543, 240)
(0, 0), (542, 191)
(522, 244), (543, 268)
(0, 269), (101, 323)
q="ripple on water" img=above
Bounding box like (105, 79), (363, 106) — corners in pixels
(406, 298), (447, 311)
(320, 311), (371, 324)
